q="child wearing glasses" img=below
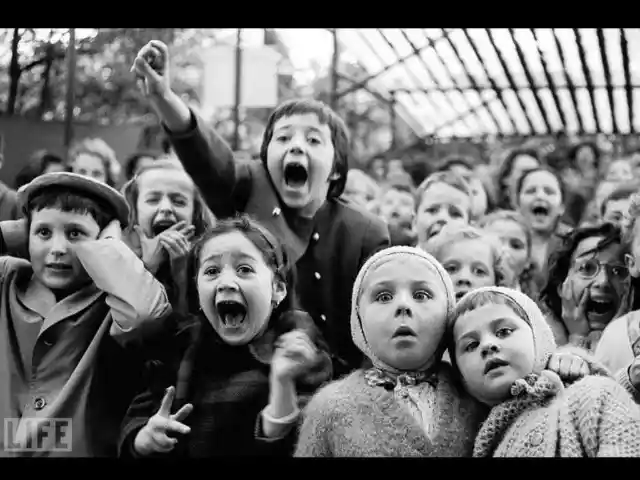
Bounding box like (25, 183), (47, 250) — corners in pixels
(540, 223), (632, 352)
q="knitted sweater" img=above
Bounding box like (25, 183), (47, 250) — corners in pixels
(294, 363), (485, 457)
(475, 375), (640, 457)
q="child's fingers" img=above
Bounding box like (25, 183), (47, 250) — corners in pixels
(165, 419), (191, 436)
(158, 236), (182, 257)
(547, 354), (561, 376)
(150, 432), (178, 452)
(579, 361), (591, 379)
(157, 386), (176, 418)
(167, 221), (188, 232)
(171, 403), (193, 422)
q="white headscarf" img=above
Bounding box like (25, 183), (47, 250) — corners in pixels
(351, 246), (456, 374)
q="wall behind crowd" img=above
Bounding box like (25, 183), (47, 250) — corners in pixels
(0, 116), (143, 185)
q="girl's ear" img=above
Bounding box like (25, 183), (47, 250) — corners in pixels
(272, 278), (287, 306)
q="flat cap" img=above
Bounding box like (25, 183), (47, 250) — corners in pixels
(18, 172), (130, 227)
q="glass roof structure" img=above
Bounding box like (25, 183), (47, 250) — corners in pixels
(292, 29), (640, 139)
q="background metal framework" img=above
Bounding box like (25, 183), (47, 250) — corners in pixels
(328, 28), (640, 139)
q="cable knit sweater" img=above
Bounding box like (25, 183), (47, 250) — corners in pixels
(475, 375), (640, 457)
(294, 363), (486, 457)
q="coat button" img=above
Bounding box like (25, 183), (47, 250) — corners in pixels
(320, 314), (327, 321)
(272, 207), (281, 216)
(314, 272), (321, 280)
(313, 233), (320, 241)
(33, 397), (46, 410)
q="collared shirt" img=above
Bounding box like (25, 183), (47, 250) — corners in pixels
(0, 237), (171, 457)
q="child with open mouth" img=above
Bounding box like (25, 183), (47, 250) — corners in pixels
(122, 157), (215, 313)
(131, 41), (389, 378)
(119, 215), (332, 458)
(450, 286), (640, 457)
(540, 223), (631, 350)
(515, 167), (571, 277)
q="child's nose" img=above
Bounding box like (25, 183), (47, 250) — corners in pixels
(49, 235), (69, 255)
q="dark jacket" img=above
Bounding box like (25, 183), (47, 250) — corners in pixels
(119, 311), (332, 458)
(166, 111), (390, 377)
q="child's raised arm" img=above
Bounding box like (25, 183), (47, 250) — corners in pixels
(73, 220), (172, 345)
(132, 41), (245, 219)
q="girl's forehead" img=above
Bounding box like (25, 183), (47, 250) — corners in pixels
(486, 219), (525, 236)
(138, 168), (194, 191)
(362, 256), (440, 288)
(523, 170), (558, 187)
(199, 231), (264, 263)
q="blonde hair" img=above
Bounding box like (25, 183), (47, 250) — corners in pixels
(415, 171), (473, 215)
(423, 224), (516, 288)
(69, 137), (121, 187)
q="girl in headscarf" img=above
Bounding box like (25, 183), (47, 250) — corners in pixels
(294, 247), (591, 457)
(450, 287), (640, 457)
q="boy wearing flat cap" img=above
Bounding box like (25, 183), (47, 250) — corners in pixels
(0, 172), (172, 457)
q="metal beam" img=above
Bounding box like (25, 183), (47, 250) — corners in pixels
(573, 28), (600, 133)
(439, 29), (503, 134)
(530, 28), (568, 130)
(462, 29), (518, 133)
(356, 30), (442, 129)
(551, 29), (585, 133)
(334, 31), (448, 99)
(620, 28), (634, 133)
(596, 28), (618, 134)
(330, 29), (339, 110)
(508, 28), (552, 133)
(485, 28), (536, 135)
(389, 29), (479, 132)
(334, 72), (392, 105)
(433, 91), (500, 135)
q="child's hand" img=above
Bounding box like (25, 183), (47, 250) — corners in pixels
(98, 219), (122, 241)
(158, 224), (195, 263)
(628, 356), (640, 390)
(560, 279), (591, 340)
(133, 386), (193, 457)
(547, 351), (590, 383)
(131, 41), (171, 100)
(271, 330), (319, 383)
(133, 222), (193, 274)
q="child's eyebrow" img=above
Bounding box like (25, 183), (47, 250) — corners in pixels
(201, 252), (258, 264)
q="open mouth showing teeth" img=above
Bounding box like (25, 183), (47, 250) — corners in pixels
(284, 163), (308, 188)
(532, 205), (549, 216)
(47, 263), (72, 271)
(484, 358), (509, 374)
(427, 224), (444, 239)
(587, 298), (615, 315)
(393, 326), (416, 338)
(216, 300), (247, 328)
(152, 220), (176, 236)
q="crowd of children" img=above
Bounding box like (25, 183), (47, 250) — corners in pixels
(1, 39), (640, 457)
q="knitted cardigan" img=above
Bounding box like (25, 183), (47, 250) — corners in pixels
(474, 375), (640, 457)
(294, 363), (486, 457)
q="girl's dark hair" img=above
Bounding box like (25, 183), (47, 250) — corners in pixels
(540, 222), (624, 321)
(515, 166), (566, 206)
(568, 141), (601, 171)
(494, 147), (541, 209)
(14, 151), (68, 190)
(26, 186), (116, 231)
(187, 215), (299, 317)
(124, 151), (158, 181)
(260, 99), (349, 199)
(121, 159), (214, 238)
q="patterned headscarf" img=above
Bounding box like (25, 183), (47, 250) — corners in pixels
(351, 246), (456, 375)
